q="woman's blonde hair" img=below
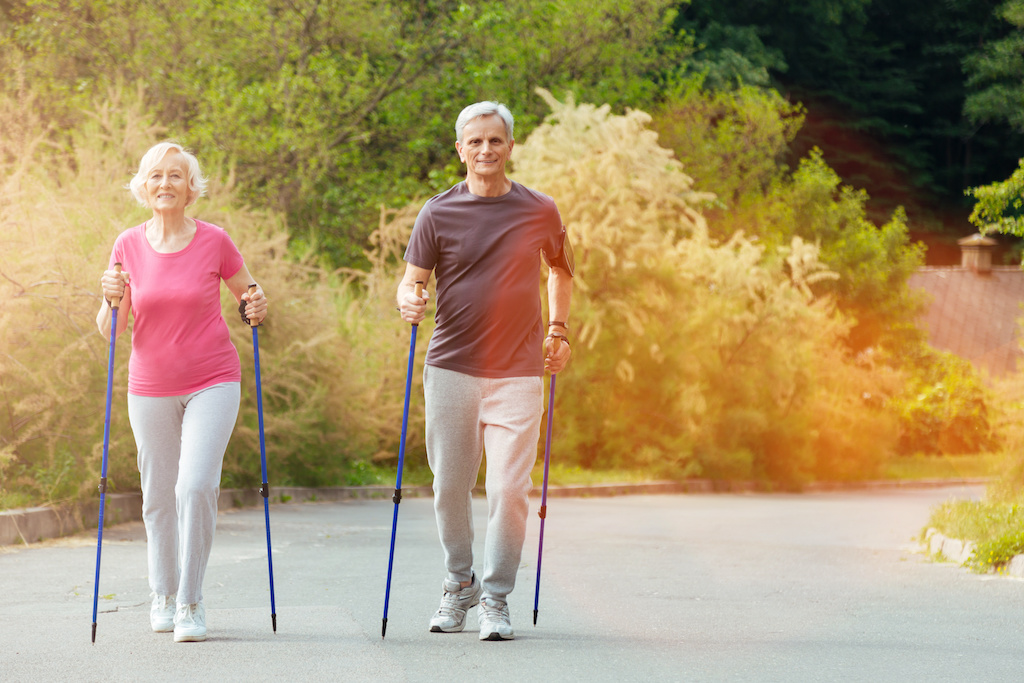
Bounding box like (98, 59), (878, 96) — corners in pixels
(126, 141), (207, 208)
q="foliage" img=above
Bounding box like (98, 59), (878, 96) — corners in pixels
(0, 84), (154, 506)
(679, 0), (1024, 222)
(0, 0), (683, 269)
(764, 154), (925, 353)
(0, 83), (411, 506)
(674, 21), (787, 90)
(982, 365), (1024, 499)
(962, 4), (1024, 237)
(920, 345), (1024, 573)
(511, 90), (900, 487)
(967, 158), (1024, 235)
(653, 79), (926, 354)
(968, 530), (1024, 572)
(882, 452), (1003, 481)
(885, 347), (995, 455)
(653, 75), (805, 206)
(926, 498), (1024, 573)
(964, 0), (1024, 132)
(3, 0), (1013, 507)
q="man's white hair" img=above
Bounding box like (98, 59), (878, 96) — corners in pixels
(455, 102), (515, 143)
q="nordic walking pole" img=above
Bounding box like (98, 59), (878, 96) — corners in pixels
(533, 373), (557, 626)
(249, 284), (277, 633)
(382, 280), (423, 639)
(92, 263), (124, 643)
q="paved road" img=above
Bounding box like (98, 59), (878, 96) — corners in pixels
(2, 484), (1019, 682)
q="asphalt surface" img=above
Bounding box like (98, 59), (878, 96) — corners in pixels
(2, 483), (1020, 682)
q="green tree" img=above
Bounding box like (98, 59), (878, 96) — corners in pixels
(654, 78), (925, 354)
(653, 74), (804, 207)
(1, 0), (684, 268)
(967, 158), (1024, 233)
(676, 0), (1024, 229)
(964, 0), (1024, 131)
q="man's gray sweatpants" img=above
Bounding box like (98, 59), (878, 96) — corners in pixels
(127, 381), (240, 605)
(423, 365), (543, 602)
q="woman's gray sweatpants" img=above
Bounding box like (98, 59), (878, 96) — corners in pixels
(127, 382), (240, 605)
(423, 365), (543, 602)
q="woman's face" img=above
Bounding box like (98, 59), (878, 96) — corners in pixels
(146, 150), (191, 212)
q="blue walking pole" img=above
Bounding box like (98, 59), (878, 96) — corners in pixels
(382, 281), (423, 638)
(248, 284), (277, 632)
(92, 263), (123, 643)
(533, 373), (557, 626)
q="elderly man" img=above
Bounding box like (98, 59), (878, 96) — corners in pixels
(396, 101), (574, 641)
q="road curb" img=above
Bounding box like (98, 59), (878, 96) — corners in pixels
(922, 527), (1024, 579)
(0, 477), (988, 547)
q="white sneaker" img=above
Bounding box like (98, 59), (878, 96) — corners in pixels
(173, 602), (207, 642)
(429, 574), (482, 633)
(150, 594), (175, 633)
(477, 597), (514, 641)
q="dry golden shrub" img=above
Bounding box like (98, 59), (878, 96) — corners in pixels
(0, 82), (401, 506)
(510, 89), (898, 484)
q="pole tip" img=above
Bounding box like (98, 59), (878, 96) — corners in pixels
(272, 613), (277, 633)
(382, 618), (388, 638)
(533, 610), (538, 626)
(91, 622), (97, 643)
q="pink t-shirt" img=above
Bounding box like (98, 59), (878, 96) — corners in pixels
(109, 220), (245, 396)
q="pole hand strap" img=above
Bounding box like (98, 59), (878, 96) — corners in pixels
(241, 283), (264, 326)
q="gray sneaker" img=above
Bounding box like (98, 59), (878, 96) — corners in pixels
(429, 574), (482, 633)
(477, 597), (514, 641)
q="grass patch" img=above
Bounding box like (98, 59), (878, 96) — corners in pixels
(926, 497), (1024, 573)
(391, 454), (1002, 492)
(529, 463), (659, 486)
(918, 451), (1022, 574)
(881, 453), (1003, 481)
(380, 463), (659, 489)
(0, 491), (36, 510)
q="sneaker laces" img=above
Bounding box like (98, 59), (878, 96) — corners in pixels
(152, 594), (175, 611)
(176, 603), (199, 627)
(435, 589), (465, 619)
(479, 598), (510, 625)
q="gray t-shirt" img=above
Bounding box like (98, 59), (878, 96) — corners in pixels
(404, 181), (563, 378)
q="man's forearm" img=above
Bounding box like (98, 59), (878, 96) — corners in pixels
(547, 267), (573, 328)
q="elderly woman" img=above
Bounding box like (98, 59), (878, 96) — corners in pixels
(96, 141), (267, 643)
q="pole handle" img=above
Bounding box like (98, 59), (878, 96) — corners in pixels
(247, 283), (259, 328)
(110, 263), (123, 310)
(411, 281), (424, 327)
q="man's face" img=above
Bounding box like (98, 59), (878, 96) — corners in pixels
(456, 114), (514, 181)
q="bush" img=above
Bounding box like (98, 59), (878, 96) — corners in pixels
(0, 83), (411, 506)
(511, 90), (900, 487)
(653, 80), (926, 355)
(886, 346), (995, 456)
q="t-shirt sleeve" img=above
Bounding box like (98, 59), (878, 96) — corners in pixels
(109, 231), (127, 269)
(540, 200), (564, 262)
(219, 229), (245, 280)
(404, 201), (439, 270)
